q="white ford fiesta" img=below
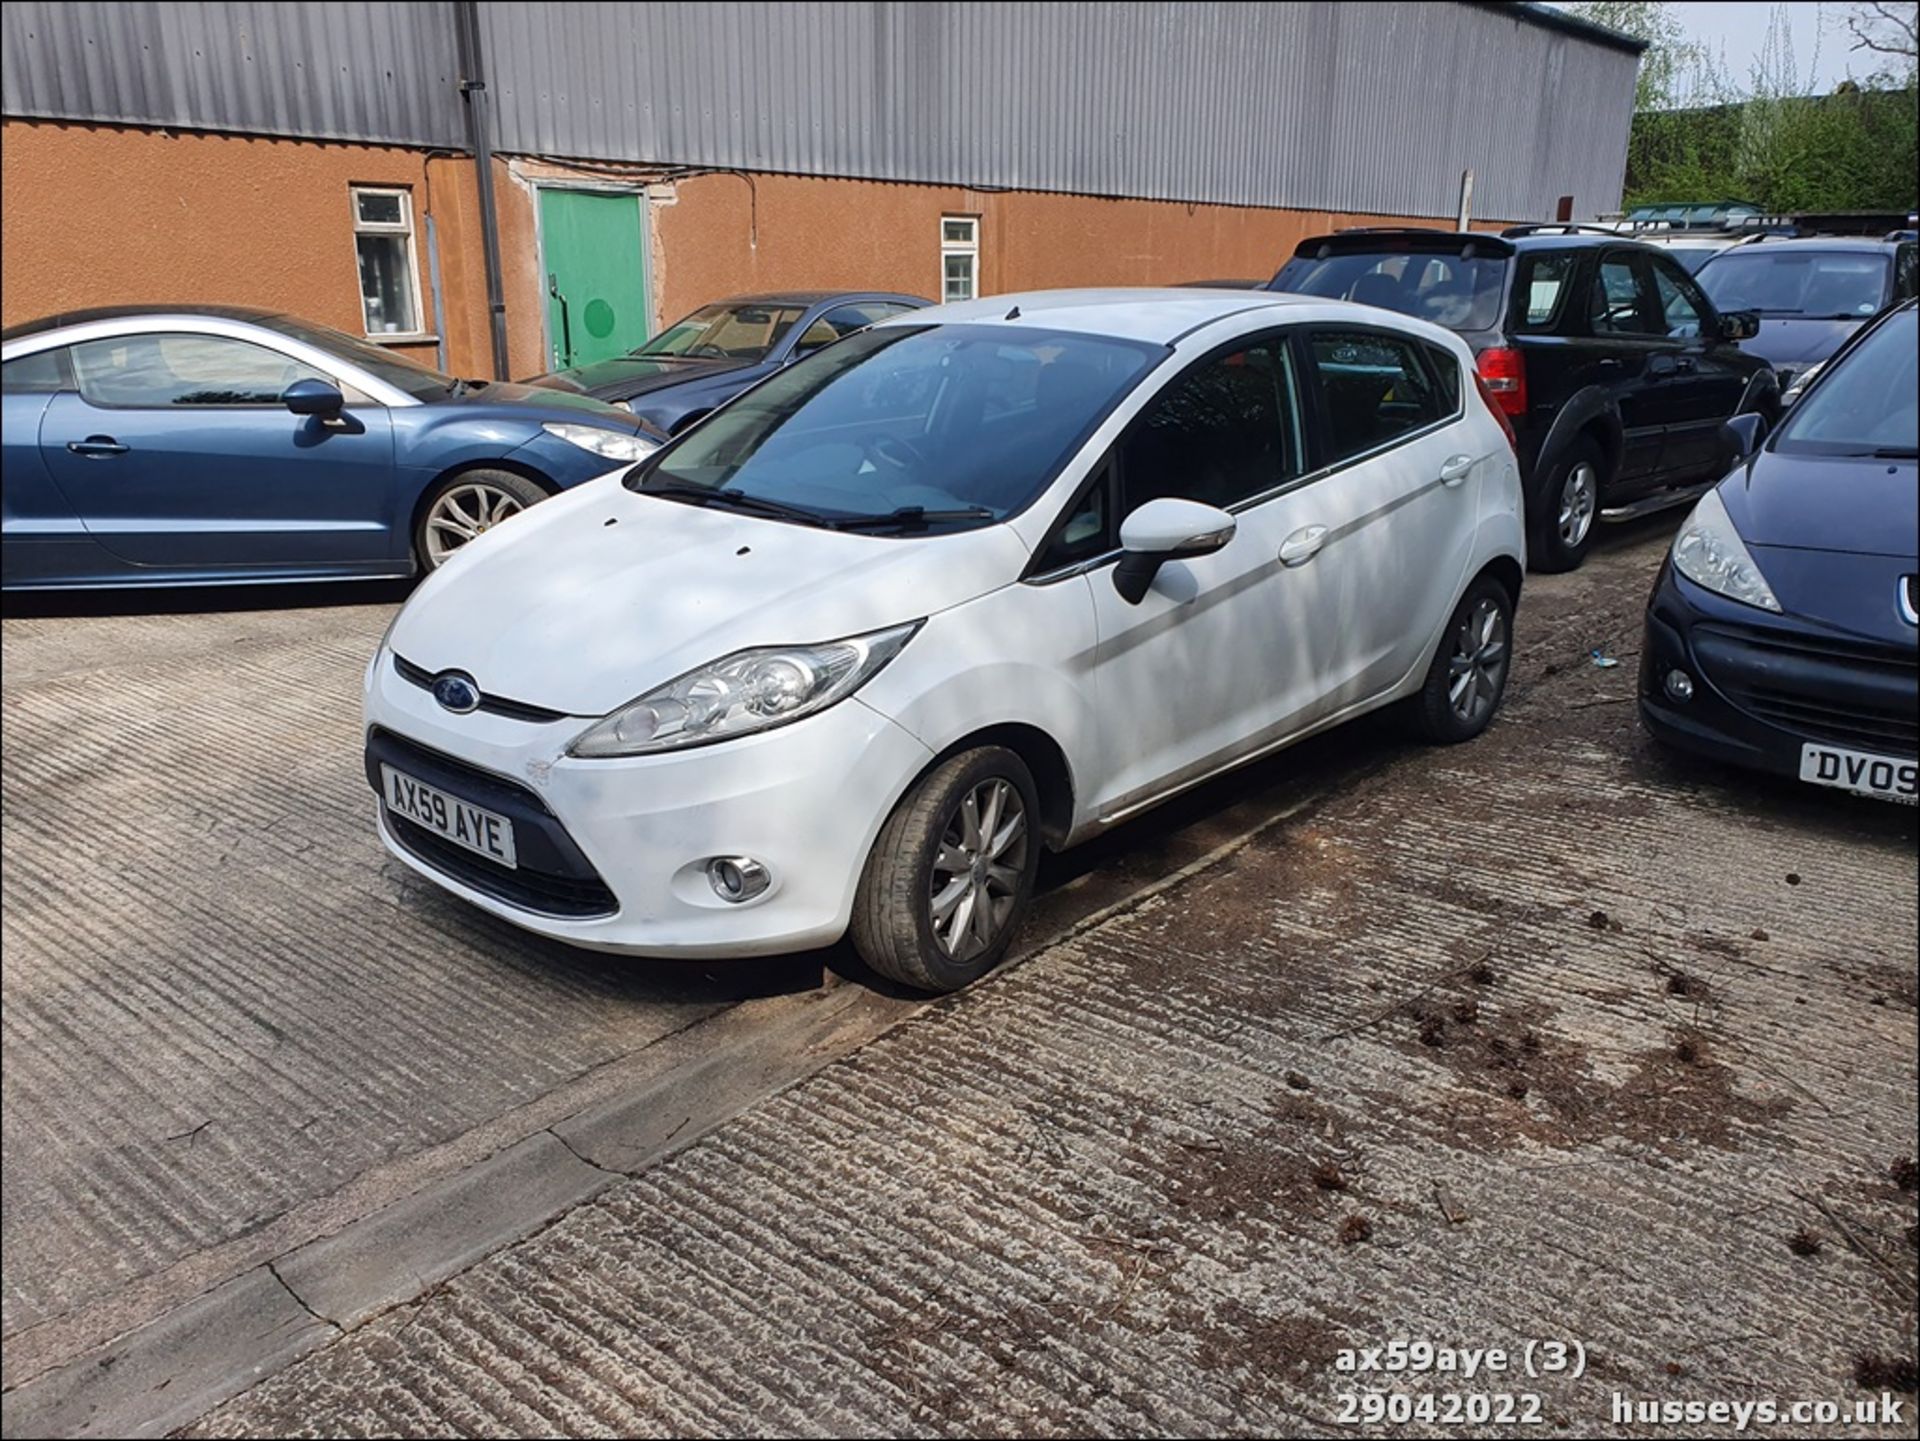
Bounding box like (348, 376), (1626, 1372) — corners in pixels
(365, 289), (1525, 990)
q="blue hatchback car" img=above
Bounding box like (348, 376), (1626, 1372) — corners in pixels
(1640, 300), (1918, 804)
(1, 306), (659, 589)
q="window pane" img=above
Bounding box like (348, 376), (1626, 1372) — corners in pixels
(944, 254), (975, 302)
(1308, 331), (1443, 462)
(70, 334), (325, 407)
(2, 348), (69, 393)
(1591, 258), (1654, 335)
(942, 218), (975, 245)
(1273, 250), (1507, 330)
(1651, 263), (1703, 338)
(1121, 343), (1301, 512)
(357, 234), (418, 334)
(1697, 249), (1890, 317)
(355, 191), (404, 226)
(1517, 253), (1576, 330)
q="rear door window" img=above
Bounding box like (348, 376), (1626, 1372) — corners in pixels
(1590, 255), (1660, 336)
(1304, 329), (1447, 462)
(1274, 250), (1509, 331)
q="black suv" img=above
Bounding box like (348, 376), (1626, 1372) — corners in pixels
(1269, 227), (1778, 571)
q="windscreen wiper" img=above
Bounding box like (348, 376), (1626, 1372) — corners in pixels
(830, 505), (998, 532)
(641, 482), (833, 527)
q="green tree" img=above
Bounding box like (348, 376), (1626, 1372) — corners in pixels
(1563, 0), (1705, 110)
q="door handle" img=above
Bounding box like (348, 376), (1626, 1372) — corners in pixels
(67, 436), (128, 457)
(1675, 356), (1698, 374)
(1279, 524), (1328, 567)
(547, 272), (572, 367)
(1439, 454), (1474, 487)
(1596, 358), (1622, 371)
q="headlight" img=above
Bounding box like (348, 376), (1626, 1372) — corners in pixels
(569, 623), (921, 757)
(1781, 361), (1821, 405)
(1672, 488), (1780, 612)
(541, 422), (658, 462)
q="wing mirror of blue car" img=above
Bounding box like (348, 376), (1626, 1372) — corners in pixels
(1113, 497), (1237, 604)
(283, 379), (345, 417)
(1721, 411), (1767, 463)
(1718, 310), (1760, 342)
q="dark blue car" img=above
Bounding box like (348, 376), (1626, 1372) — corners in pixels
(1, 306), (658, 589)
(1640, 300), (1918, 804)
(527, 292), (928, 436)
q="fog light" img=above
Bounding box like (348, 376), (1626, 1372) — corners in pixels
(706, 856), (770, 902)
(1665, 668), (1694, 703)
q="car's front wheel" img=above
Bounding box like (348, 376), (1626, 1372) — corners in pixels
(415, 470), (548, 571)
(851, 746), (1040, 992)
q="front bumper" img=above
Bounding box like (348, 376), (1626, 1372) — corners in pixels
(1638, 562), (1919, 787)
(363, 648), (935, 956)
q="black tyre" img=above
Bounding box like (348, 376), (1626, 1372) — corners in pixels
(1528, 437), (1605, 574)
(414, 469), (549, 571)
(850, 746), (1041, 992)
(1407, 573), (1514, 745)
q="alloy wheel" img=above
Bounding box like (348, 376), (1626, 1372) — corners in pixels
(928, 777), (1029, 961)
(1447, 597), (1509, 725)
(425, 483), (526, 566)
(1558, 461), (1598, 549)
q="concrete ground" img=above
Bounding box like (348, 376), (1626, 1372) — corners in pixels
(2, 519), (1915, 1437)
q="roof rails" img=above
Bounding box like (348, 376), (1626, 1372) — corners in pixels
(1500, 223), (1626, 239)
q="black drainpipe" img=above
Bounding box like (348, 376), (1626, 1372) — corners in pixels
(454, 0), (510, 380)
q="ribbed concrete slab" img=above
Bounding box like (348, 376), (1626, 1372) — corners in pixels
(275, 1133), (614, 1331)
(0, 1266), (330, 1440)
(184, 531), (1918, 1437)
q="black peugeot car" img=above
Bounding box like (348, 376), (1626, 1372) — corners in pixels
(1269, 227), (1778, 572)
(527, 291), (927, 437)
(1639, 300), (1917, 805)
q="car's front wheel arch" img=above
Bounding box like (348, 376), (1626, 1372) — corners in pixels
(921, 722), (1076, 850)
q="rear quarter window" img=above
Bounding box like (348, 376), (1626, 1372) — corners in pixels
(1513, 253), (1578, 332)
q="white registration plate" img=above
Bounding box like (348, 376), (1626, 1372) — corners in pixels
(380, 764), (518, 866)
(1798, 744), (1918, 805)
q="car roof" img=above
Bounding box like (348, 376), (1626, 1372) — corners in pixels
(1702, 235), (1902, 254)
(705, 291), (929, 308)
(1, 303), (285, 342)
(891, 288), (1376, 344)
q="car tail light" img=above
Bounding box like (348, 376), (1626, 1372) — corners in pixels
(1472, 366), (1519, 453)
(1476, 346), (1528, 421)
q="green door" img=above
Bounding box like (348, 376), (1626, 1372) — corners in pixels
(537, 188), (650, 371)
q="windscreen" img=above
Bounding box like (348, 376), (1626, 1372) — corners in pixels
(1273, 250), (1508, 331)
(1697, 250), (1890, 318)
(637, 304), (809, 360)
(630, 324), (1164, 528)
(1773, 308), (1916, 456)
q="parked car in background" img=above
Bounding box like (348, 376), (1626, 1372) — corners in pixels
(1, 306), (656, 588)
(1269, 226), (1777, 571)
(1618, 228), (1760, 275)
(1640, 300), (1917, 804)
(1695, 234), (1920, 400)
(527, 292), (928, 437)
(366, 290), (1524, 991)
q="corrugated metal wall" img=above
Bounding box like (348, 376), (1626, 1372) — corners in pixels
(2, 1), (1639, 219)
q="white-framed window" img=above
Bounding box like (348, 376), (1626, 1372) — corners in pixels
(941, 215), (979, 303)
(351, 187), (426, 339)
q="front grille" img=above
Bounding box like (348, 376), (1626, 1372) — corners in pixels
(392, 653), (571, 724)
(1738, 689), (1918, 755)
(368, 727), (618, 919)
(385, 811), (619, 917)
(1696, 624), (1919, 757)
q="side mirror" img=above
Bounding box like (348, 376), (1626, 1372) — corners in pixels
(1717, 310), (1760, 343)
(283, 379), (345, 416)
(1113, 497), (1236, 604)
(1721, 411), (1767, 462)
